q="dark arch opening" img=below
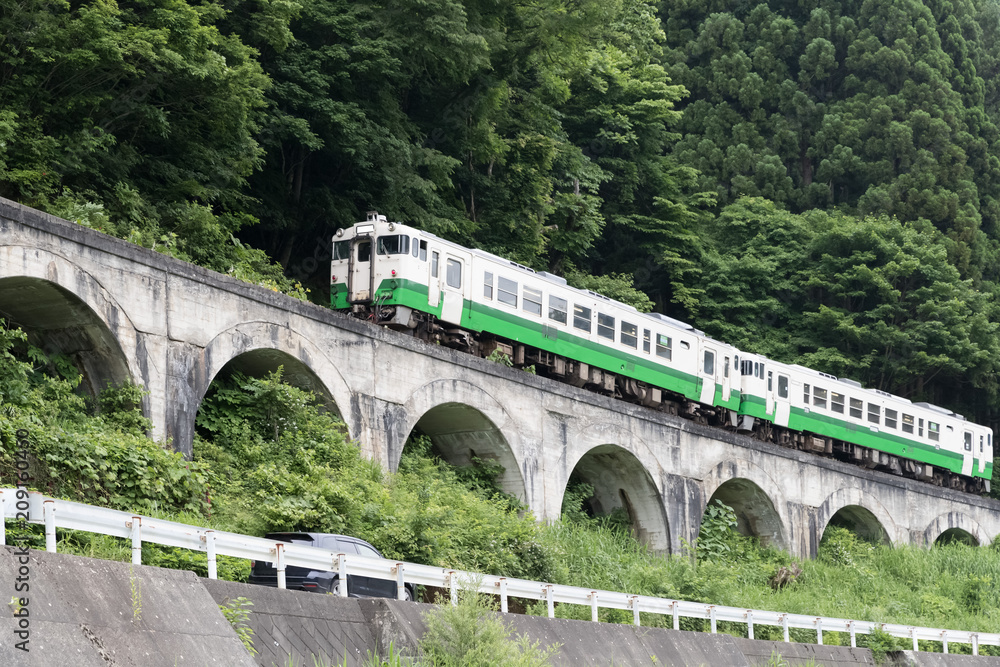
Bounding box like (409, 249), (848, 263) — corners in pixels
(208, 348), (340, 416)
(705, 478), (786, 550)
(0, 276), (132, 397)
(563, 444), (670, 553)
(407, 403), (526, 503)
(934, 528), (979, 547)
(822, 505), (889, 545)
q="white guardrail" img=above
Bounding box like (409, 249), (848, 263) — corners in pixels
(1, 488), (997, 656)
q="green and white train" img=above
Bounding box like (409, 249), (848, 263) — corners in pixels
(331, 213), (993, 493)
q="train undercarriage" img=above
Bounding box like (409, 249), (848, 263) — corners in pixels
(358, 304), (988, 495)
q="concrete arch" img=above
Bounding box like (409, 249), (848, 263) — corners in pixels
(701, 459), (789, 550)
(176, 321), (354, 455)
(0, 248), (146, 399)
(817, 487), (897, 547)
(395, 379), (527, 504)
(560, 422), (670, 553)
(924, 512), (989, 548)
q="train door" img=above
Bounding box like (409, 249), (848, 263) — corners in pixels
(774, 373), (791, 426)
(721, 354), (731, 403)
(765, 369), (775, 416)
(440, 255), (465, 324)
(700, 345), (718, 405)
(961, 429), (974, 477)
(349, 236), (373, 302)
(428, 250), (441, 308)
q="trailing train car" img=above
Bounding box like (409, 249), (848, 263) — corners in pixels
(330, 213), (993, 493)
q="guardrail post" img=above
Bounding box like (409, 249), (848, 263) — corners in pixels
(911, 628), (917, 652)
(0, 490), (6, 546)
(849, 621), (856, 648)
(972, 634), (979, 656)
(448, 571), (458, 607)
(816, 618), (823, 645)
(337, 553), (347, 597)
(275, 543), (286, 590)
(709, 606), (716, 634)
(43, 500), (56, 553)
(395, 563), (406, 601)
(589, 592), (598, 622)
(782, 614), (790, 643)
(205, 531), (217, 579)
(546, 585), (554, 619)
(942, 631), (948, 654)
(129, 516), (142, 565)
(747, 611), (754, 640)
(498, 578), (508, 614)
(632, 597), (640, 627)
(672, 601), (679, 631)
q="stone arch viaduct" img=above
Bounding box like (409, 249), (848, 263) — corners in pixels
(2, 198), (998, 560)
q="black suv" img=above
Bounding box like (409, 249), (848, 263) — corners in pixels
(248, 532), (414, 600)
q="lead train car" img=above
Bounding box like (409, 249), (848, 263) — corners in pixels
(330, 213), (993, 493)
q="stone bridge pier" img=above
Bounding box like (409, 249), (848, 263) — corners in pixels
(2, 197), (999, 560)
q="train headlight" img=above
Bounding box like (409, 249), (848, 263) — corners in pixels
(388, 222), (395, 231)
(336, 228), (344, 237)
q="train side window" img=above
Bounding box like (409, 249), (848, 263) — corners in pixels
(498, 277), (517, 306)
(412, 238), (419, 257)
(483, 272), (494, 299)
(754, 362), (760, 378)
(867, 403), (880, 424)
(734, 355), (739, 370)
(597, 313), (615, 340)
(419, 241), (427, 261)
(965, 431), (973, 451)
(742, 360), (753, 375)
(777, 375), (789, 398)
(919, 418), (924, 437)
(358, 240), (372, 262)
(655, 334), (672, 360)
(831, 392), (845, 414)
(884, 409), (897, 429)
(758, 363), (765, 379)
(850, 398), (863, 419)
(548, 296), (568, 324)
(703, 350), (715, 375)
(803, 383), (810, 403)
(766, 370), (771, 391)
(644, 330), (651, 354)
(431, 251), (439, 277)
(980, 435), (984, 453)
(446, 259), (462, 288)
(813, 386), (827, 409)
(726, 357), (731, 379)
(902, 414), (914, 433)
(928, 421), (940, 441)
(573, 305), (592, 332)
(333, 240), (351, 260)
(523, 287), (542, 316)
(620, 321), (638, 348)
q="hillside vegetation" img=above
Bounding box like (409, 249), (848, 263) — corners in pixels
(2, 0), (1000, 436)
(2, 331), (999, 658)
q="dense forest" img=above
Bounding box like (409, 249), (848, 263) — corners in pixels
(3, 0), (1000, 429)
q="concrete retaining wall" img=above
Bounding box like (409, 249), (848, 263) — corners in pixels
(5, 547), (1000, 666)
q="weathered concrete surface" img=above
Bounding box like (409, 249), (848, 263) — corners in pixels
(359, 594), (876, 666)
(204, 578), (377, 667)
(0, 546), (255, 666)
(3, 196), (1000, 559)
(890, 652), (1000, 666)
